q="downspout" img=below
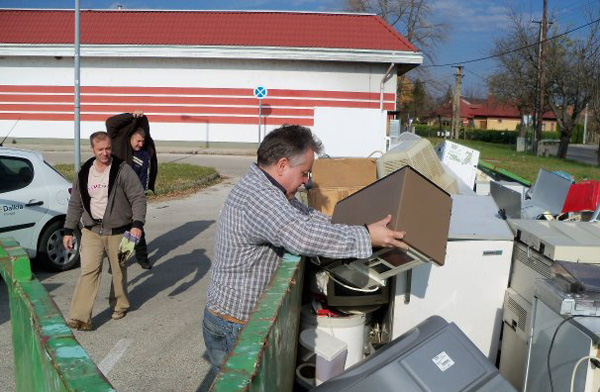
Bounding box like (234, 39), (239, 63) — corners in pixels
(380, 63), (395, 110)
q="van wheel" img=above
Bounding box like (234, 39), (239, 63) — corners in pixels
(37, 220), (81, 271)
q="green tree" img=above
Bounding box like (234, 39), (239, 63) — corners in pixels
(403, 79), (431, 122)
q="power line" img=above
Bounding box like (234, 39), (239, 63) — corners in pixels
(422, 16), (600, 68)
(464, 67), (487, 80)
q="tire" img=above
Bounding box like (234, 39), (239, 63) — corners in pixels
(37, 220), (81, 271)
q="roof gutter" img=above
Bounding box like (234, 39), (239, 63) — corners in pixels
(0, 44), (424, 65)
(380, 63), (395, 110)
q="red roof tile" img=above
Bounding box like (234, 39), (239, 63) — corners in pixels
(433, 96), (556, 120)
(0, 9), (418, 52)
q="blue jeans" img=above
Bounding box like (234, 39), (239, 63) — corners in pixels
(202, 307), (244, 373)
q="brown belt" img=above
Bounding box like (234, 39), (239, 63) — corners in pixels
(208, 308), (246, 325)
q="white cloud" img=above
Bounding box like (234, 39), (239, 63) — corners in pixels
(431, 0), (512, 33)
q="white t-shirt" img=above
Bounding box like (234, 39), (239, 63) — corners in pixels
(87, 162), (111, 220)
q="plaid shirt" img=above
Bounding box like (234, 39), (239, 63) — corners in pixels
(206, 163), (372, 322)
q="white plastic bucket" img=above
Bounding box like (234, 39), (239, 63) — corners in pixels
(301, 304), (366, 368)
(299, 328), (347, 385)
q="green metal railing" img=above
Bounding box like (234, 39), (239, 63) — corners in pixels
(478, 160), (532, 186)
(211, 253), (305, 391)
(0, 237), (114, 392)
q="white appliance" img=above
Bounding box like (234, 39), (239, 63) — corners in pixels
(507, 220), (600, 263)
(509, 241), (553, 302)
(392, 195), (514, 361)
(524, 280), (600, 392)
(499, 242), (549, 389)
(499, 288), (532, 391)
(499, 220), (600, 390)
(435, 140), (480, 189)
(376, 132), (459, 194)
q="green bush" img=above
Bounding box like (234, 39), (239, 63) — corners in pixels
(414, 124), (584, 144)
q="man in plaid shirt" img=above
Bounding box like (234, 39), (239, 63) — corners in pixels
(203, 125), (408, 373)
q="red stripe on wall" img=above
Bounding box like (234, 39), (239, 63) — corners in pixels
(0, 85), (396, 102)
(0, 103), (314, 117)
(0, 112), (315, 126)
(269, 89), (395, 101)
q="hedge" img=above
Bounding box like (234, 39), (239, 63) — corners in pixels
(413, 124), (585, 145)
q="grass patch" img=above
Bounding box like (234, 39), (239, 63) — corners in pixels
(55, 162), (220, 200)
(427, 138), (600, 182)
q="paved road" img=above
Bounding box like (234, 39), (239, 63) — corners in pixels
(0, 152), (255, 392)
(545, 144), (599, 166)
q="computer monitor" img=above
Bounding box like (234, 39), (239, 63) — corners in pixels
(377, 133), (459, 194)
(313, 316), (517, 392)
(326, 277), (390, 312)
(490, 181), (523, 219)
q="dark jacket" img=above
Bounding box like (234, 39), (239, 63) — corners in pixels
(106, 113), (158, 192)
(64, 155), (146, 235)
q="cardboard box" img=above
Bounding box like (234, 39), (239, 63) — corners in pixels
(308, 158), (377, 215)
(332, 166), (452, 266)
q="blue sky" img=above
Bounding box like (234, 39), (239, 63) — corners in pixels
(1, 0), (597, 98)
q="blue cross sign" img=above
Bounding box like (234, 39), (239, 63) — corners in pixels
(254, 86), (268, 99)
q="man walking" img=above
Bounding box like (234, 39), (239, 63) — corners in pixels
(106, 111), (157, 269)
(63, 132), (146, 330)
(203, 124), (407, 371)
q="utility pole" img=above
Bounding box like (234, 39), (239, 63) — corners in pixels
(451, 65), (463, 139)
(583, 103), (589, 144)
(533, 0), (548, 154)
(74, 0), (81, 171)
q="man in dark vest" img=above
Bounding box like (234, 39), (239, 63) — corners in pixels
(106, 111), (158, 269)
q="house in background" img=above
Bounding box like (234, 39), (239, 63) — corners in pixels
(429, 96), (557, 131)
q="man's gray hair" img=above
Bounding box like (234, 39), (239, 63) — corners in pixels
(89, 131), (110, 147)
(257, 125), (323, 167)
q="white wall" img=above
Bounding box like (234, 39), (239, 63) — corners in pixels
(0, 56), (398, 149)
(313, 107), (387, 158)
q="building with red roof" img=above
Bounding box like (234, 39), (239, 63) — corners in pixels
(0, 9), (422, 155)
(430, 96), (556, 131)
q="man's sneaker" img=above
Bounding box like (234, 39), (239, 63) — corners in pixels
(112, 310), (127, 320)
(66, 319), (93, 331)
(137, 259), (152, 269)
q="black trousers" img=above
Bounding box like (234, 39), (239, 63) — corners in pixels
(135, 232), (148, 262)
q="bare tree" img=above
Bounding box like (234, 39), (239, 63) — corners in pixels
(488, 8), (600, 158)
(346, 0), (448, 62)
(546, 29), (598, 158)
(463, 85), (485, 101)
(589, 51), (600, 164)
(345, 0), (450, 109)
(487, 10), (540, 138)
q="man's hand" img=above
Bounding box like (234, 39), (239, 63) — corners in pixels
(130, 228), (143, 239)
(132, 111), (144, 118)
(63, 234), (74, 250)
(367, 215), (408, 250)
